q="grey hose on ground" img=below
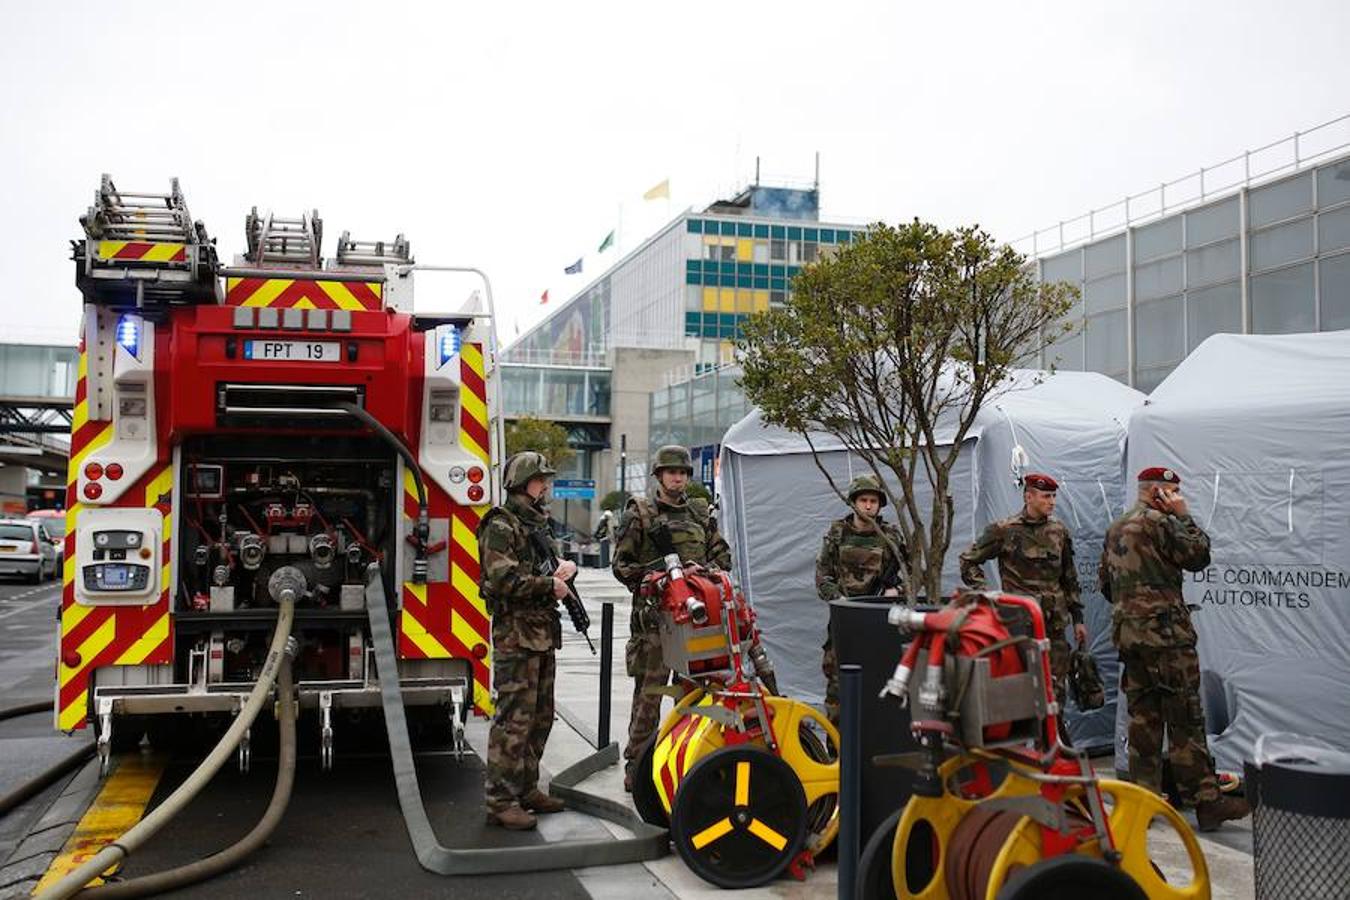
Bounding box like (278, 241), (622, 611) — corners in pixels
(34, 597), (296, 900)
(75, 650), (298, 898)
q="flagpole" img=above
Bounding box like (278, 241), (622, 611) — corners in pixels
(616, 201), (623, 257)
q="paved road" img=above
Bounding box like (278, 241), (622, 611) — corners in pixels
(0, 575), (84, 872)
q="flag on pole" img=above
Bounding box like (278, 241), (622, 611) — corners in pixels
(598, 230), (615, 253)
(643, 178), (670, 201)
(564, 257), (583, 275)
(540, 289), (549, 305)
(513, 319), (520, 336)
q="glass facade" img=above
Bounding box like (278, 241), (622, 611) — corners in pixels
(648, 365), (751, 455)
(1034, 150), (1350, 387)
(500, 364), (610, 419)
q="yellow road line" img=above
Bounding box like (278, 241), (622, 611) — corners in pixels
(34, 753), (168, 892)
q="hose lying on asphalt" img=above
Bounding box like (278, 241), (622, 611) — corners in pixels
(74, 651), (298, 898)
(34, 596), (296, 900)
(0, 699), (95, 819)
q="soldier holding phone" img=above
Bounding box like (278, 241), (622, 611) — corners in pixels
(1098, 466), (1249, 830)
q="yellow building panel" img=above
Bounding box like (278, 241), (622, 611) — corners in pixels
(736, 289), (753, 313)
(719, 288), (735, 313)
(737, 238), (754, 261)
(702, 287), (719, 312)
(753, 289), (770, 312)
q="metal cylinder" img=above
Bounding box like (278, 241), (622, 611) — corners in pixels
(308, 533), (335, 569)
(838, 664), (863, 900)
(238, 534), (266, 571)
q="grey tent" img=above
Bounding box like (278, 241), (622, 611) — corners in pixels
(1120, 331), (1350, 772)
(719, 370), (1144, 749)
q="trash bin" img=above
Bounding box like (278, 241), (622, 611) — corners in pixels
(829, 597), (923, 843)
(1245, 732), (1350, 900)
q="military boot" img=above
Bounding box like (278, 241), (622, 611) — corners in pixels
(523, 789), (565, 814)
(1195, 795), (1250, 832)
(485, 803), (538, 831)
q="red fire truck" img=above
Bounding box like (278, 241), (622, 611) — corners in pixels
(58, 176), (502, 774)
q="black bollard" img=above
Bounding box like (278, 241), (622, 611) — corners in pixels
(598, 601), (614, 747)
(838, 663), (862, 900)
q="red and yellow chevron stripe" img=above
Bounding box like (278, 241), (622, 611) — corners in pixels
(58, 338), (173, 732)
(224, 277), (383, 310)
(397, 341), (494, 714)
(459, 343), (490, 464)
(95, 241), (187, 263)
(653, 695), (725, 811)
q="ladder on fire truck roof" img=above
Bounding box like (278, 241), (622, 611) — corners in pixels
(333, 231), (412, 269)
(245, 207), (323, 269)
(74, 174), (221, 308)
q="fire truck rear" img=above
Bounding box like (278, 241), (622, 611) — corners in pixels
(59, 176), (501, 774)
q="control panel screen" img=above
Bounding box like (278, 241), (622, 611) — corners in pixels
(103, 564), (130, 587)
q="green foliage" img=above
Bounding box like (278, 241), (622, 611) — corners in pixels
(600, 489), (630, 512)
(685, 482), (712, 502)
(505, 416), (576, 471)
(738, 220), (1078, 602)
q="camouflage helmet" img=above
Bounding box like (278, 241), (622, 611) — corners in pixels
(502, 451), (556, 492)
(847, 474), (887, 508)
(650, 445), (694, 476)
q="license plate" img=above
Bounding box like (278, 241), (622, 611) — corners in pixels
(0, 546), (15, 553)
(243, 340), (340, 362)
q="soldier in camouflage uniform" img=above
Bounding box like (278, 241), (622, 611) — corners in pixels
(959, 473), (1086, 711)
(815, 474), (908, 723)
(1098, 466), (1248, 830)
(612, 445), (732, 791)
(476, 451), (575, 830)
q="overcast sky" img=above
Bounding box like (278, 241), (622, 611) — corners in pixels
(3, 1), (1348, 346)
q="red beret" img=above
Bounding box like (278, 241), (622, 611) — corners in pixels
(1023, 473), (1058, 492)
(1138, 466), (1181, 484)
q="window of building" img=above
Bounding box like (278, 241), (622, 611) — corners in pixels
(1041, 249), (1081, 286)
(1250, 218), (1313, 272)
(1045, 330), (1084, 371)
(1185, 281), (1242, 351)
(1317, 204), (1350, 254)
(1134, 364), (1175, 394)
(802, 241), (818, 263)
(770, 238), (786, 261)
(719, 241), (736, 262)
(1084, 234), (1126, 280)
(1317, 159), (1350, 209)
(1134, 255), (1183, 301)
(1185, 197), (1240, 247)
(1135, 295), (1185, 368)
(753, 240), (769, 264)
(1084, 309), (1127, 378)
(1320, 253), (1350, 331)
(1134, 216), (1182, 262)
(1249, 172), (1313, 229)
(1250, 262), (1315, 334)
(1085, 273), (1126, 315)
(1186, 238), (1240, 286)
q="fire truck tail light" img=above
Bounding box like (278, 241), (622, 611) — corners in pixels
(84, 482), (103, 500)
(84, 462), (104, 481)
(105, 463), (124, 480)
(467, 484), (484, 502)
(467, 466), (484, 484)
(448, 466), (466, 483)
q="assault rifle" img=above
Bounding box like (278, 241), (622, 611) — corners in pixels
(528, 528), (595, 654)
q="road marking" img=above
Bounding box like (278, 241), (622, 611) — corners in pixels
(0, 592), (59, 621)
(34, 752), (168, 892)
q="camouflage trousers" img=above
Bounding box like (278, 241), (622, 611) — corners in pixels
(1042, 599), (1071, 711)
(485, 649), (556, 812)
(1118, 645), (1219, 806)
(821, 638), (839, 724)
(622, 631), (672, 776)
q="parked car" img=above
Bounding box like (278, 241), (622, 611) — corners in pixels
(0, 518), (59, 583)
(27, 509), (66, 569)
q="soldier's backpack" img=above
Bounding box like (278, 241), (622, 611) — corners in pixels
(1068, 646), (1105, 710)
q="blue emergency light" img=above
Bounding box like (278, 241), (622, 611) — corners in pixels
(437, 325), (461, 368)
(116, 315), (141, 359)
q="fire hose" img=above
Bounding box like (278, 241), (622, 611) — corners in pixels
(34, 595), (297, 900)
(0, 701), (94, 819)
